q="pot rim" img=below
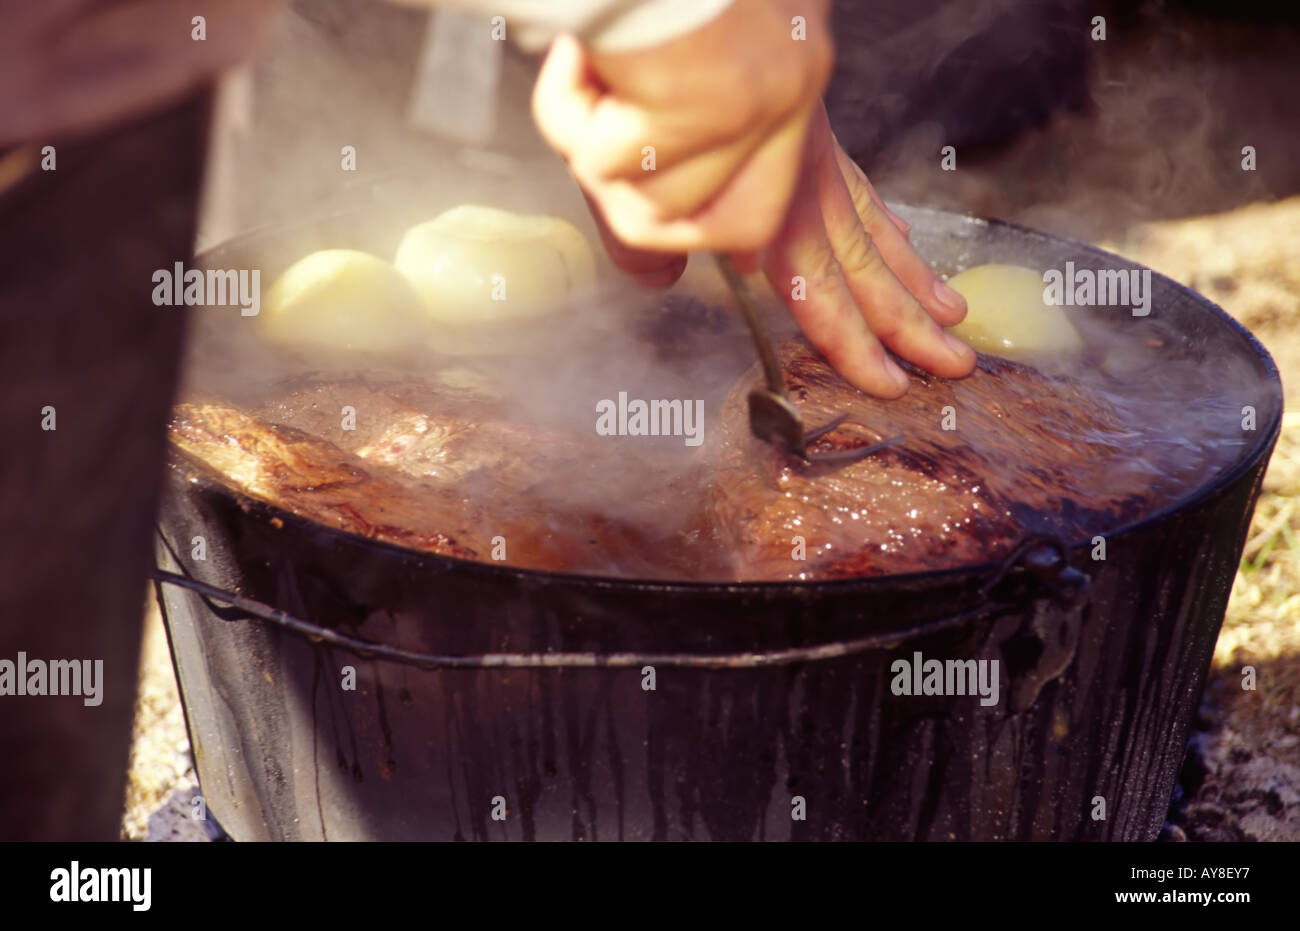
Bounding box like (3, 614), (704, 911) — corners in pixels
(171, 206), (1283, 596)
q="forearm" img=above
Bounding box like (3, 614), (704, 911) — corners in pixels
(0, 0), (275, 146)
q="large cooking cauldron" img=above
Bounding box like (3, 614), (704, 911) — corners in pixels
(155, 203), (1281, 841)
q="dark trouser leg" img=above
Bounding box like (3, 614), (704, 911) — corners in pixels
(0, 91), (209, 840)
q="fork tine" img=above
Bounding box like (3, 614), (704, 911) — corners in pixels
(804, 433), (904, 465)
(716, 254), (899, 466)
(801, 414), (849, 444)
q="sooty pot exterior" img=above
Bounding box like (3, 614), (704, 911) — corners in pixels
(155, 436), (1269, 841)
(154, 206), (1281, 840)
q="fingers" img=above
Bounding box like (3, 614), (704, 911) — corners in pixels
(531, 1), (830, 252)
(561, 86), (767, 186)
(828, 134), (968, 328)
(830, 140), (910, 238)
(541, 0), (831, 184)
(537, 31), (809, 253)
(859, 174), (910, 239)
(811, 122), (975, 380)
(832, 146), (968, 328)
(536, 59), (734, 185)
(680, 104), (813, 249)
(581, 190), (687, 288)
(575, 105), (811, 253)
(531, 35), (602, 155)
(764, 147), (910, 398)
(624, 121), (770, 220)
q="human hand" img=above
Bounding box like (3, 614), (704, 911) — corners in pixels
(756, 102), (976, 397)
(531, 1), (972, 397)
(576, 99), (976, 398)
(531, 0), (832, 262)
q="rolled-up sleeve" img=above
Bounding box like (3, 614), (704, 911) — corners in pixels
(430, 0), (737, 53)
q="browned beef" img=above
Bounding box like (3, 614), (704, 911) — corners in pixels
(710, 339), (1155, 580)
(170, 402), (482, 559)
(170, 385), (719, 579)
(172, 340), (1177, 581)
(251, 379), (589, 501)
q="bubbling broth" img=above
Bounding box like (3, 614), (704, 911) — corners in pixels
(172, 252), (1266, 582)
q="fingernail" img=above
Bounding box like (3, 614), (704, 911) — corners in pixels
(942, 329), (972, 361)
(885, 356), (909, 390)
(934, 280), (966, 313)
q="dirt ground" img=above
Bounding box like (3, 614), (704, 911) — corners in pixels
(121, 2), (1300, 839)
(121, 594), (216, 842)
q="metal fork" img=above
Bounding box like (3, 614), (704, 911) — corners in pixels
(714, 254), (903, 464)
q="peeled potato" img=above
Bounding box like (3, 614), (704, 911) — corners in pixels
(945, 264), (1083, 359)
(260, 249), (429, 353)
(394, 205), (595, 326)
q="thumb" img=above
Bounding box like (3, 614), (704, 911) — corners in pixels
(582, 189), (687, 288)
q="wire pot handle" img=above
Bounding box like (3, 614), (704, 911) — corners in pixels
(151, 535), (1086, 670)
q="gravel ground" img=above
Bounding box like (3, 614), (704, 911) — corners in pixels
(122, 595), (222, 842)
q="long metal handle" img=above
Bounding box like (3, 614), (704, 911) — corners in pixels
(151, 535), (1086, 671)
(152, 568), (996, 669)
(714, 254), (788, 399)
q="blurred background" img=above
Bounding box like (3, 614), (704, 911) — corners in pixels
(123, 0), (1300, 840)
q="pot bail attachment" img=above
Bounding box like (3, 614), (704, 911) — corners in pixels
(979, 536), (1091, 712)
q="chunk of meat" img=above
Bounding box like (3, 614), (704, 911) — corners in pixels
(170, 402), (481, 559)
(171, 391), (721, 579)
(253, 378), (582, 496)
(710, 340), (1154, 580)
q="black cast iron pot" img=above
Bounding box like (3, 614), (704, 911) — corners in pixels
(154, 203), (1282, 841)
